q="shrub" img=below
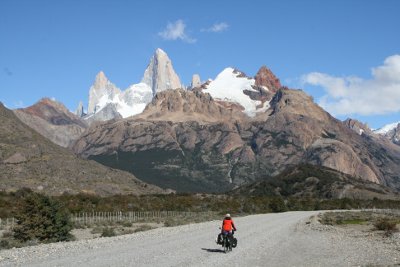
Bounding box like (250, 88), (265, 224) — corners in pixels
(1, 231), (13, 238)
(101, 227), (116, 237)
(121, 221), (133, 227)
(90, 227), (103, 234)
(134, 224), (154, 233)
(13, 192), (72, 243)
(374, 219), (398, 232)
(164, 218), (187, 227)
(0, 239), (10, 249)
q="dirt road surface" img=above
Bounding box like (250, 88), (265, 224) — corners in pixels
(1, 211), (399, 266)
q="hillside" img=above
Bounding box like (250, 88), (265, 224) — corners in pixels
(231, 164), (399, 200)
(14, 98), (88, 148)
(0, 102), (164, 196)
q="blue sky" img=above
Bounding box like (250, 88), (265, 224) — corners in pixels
(1, 0), (399, 129)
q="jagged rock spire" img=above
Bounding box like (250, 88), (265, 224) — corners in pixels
(75, 101), (85, 117)
(191, 74), (201, 89)
(141, 48), (182, 95)
(254, 66), (282, 92)
(87, 71), (120, 114)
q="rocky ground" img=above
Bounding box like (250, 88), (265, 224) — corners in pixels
(0, 211), (399, 266)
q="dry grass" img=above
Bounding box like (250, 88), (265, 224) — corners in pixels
(320, 211), (399, 236)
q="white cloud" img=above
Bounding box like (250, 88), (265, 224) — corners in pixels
(302, 55), (400, 116)
(201, 22), (229, 33)
(158, 20), (196, 43)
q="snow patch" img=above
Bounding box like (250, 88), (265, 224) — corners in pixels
(204, 67), (261, 116)
(92, 83), (153, 119)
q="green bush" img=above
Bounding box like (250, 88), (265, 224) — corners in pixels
(134, 224), (154, 233)
(374, 219), (398, 231)
(13, 192), (72, 243)
(121, 221), (133, 227)
(90, 227), (103, 234)
(101, 227), (116, 237)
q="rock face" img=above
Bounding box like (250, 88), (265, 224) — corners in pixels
(141, 48), (182, 94)
(73, 87), (400, 193)
(14, 98), (88, 148)
(88, 71), (121, 115)
(343, 118), (372, 136)
(75, 101), (85, 117)
(190, 74), (201, 89)
(84, 103), (123, 125)
(135, 89), (246, 123)
(254, 65), (282, 92)
(83, 49), (181, 123)
(0, 102), (164, 196)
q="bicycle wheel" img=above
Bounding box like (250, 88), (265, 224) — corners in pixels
(223, 237), (228, 253)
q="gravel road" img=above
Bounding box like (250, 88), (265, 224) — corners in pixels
(1, 211), (399, 266)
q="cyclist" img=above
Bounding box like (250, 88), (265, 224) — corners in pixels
(217, 213), (237, 244)
(221, 213), (237, 235)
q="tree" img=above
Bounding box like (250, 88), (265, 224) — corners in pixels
(13, 192), (72, 242)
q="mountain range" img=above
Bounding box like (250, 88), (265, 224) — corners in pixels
(3, 48), (400, 198)
(73, 86), (400, 193)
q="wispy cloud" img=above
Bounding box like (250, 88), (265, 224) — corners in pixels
(201, 22), (229, 33)
(302, 54), (400, 116)
(158, 20), (196, 43)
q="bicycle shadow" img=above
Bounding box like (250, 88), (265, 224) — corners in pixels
(201, 248), (225, 253)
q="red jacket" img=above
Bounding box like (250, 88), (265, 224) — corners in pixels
(222, 218), (236, 232)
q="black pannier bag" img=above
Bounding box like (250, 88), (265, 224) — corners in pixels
(232, 237), (237, 248)
(217, 233), (223, 244)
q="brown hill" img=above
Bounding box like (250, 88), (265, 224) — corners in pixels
(136, 89), (246, 123)
(14, 98), (87, 148)
(0, 102), (164, 196)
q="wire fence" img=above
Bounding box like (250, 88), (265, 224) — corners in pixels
(2, 209), (399, 230)
(0, 211), (215, 229)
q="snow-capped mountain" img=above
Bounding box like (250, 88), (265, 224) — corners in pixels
(374, 121), (400, 145)
(87, 71), (121, 114)
(118, 83), (153, 117)
(202, 67), (266, 116)
(81, 50), (281, 123)
(374, 121), (400, 134)
(81, 49), (182, 123)
(141, 48), (182, 95)
(82, 71), (153, 123)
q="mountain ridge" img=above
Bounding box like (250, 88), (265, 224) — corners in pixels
(14, 98), (88, 148)
(0, 102), (165, 196)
